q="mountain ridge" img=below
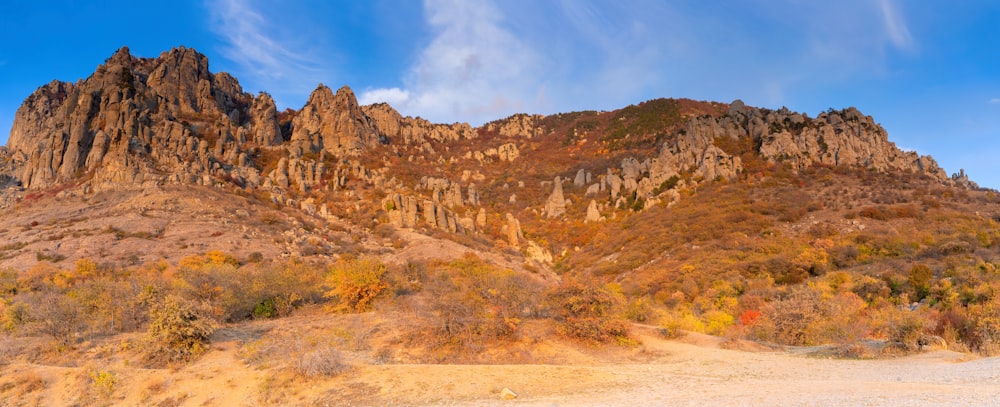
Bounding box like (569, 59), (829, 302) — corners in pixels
(0, 46), (976, 195)
(0, 46), (985, 272)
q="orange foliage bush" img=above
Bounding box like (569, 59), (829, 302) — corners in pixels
(545, 279), (633, 344)
(324, 257), (389, 313)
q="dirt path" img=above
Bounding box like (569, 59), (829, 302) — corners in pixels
(330, 335), (1000, 406)
(5, 329), (998, 406)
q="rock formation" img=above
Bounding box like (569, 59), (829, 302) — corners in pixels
(3, 46), (267, 191)
(0, 45), (982, 272)
(362, 103), (476, 145)
(504, 213), (524, 248)
(288, 85), (381, 157)
(544, 176), (567, 218)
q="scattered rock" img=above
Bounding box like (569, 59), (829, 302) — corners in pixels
(585, 200), (602, 223)
(500, 388), (518, 400)
(573, 169), (586, 187)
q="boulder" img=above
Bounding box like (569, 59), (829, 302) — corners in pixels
(500, 388), (518, 400)
(585, 200), (601, 223)
(573, 169), (586, 187)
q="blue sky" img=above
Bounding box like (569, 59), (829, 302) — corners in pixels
(1, 0), (998, 188)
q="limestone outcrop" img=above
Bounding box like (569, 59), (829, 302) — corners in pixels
(288, 84), (382, 157)
(363, 103), (476, 145)
(383, 192), (467, 234)
(3, 46), (270, 191)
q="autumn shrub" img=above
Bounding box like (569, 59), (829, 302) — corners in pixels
(967, 298), (1000, 355)
(239, 328), (350, 377)
(177, 254), (324, 321)
(625, 298), (652, 322)
(19, 290), (84, 346)
(88, 368), (117, 399)
(175, 261), (247, 320)
(545, 279), (633, 344)
(292, 347), (349, 378)
(814, 292), (870, 344)
(752, 287), (824, 345)
(250, 260), (325, 318)
(844, 275), (882, 303)
(908, 264), (934, 301)
(703, 310), (735, 336)
(324, 257), (390, 313)
(418, 256), (540, 349)
(142, 295), (216, 366)
(72, 277), (150, 335)
(737, 309), (762, 334)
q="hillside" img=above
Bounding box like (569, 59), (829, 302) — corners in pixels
(1, 46), (999, 405)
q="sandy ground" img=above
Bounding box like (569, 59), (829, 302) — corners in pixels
(5, 325), (998, 407)
(328, 335), (1000, 407)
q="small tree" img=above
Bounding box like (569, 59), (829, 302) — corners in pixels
(22, 290), (84, 346)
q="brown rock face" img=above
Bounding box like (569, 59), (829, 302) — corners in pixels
(249, 92), (283, 146)
(725, 103), (949, 182)
(362, 103), (476, 145)
(3, 46), (275, 190)
(289, 85), (382, 157)
(0, 45), (972, 201)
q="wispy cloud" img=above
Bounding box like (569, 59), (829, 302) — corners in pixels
(205, 0), (331, 106)
(990, 98), (1000, 104)
(364, 0), (923, 123)
(361, 0), (544, 124)
(877, 0), (914, 50)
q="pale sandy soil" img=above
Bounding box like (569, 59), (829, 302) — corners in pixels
(4, 324), (998, 407)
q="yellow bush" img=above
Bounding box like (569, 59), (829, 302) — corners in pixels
(703, 310), (734, 336)
(178, 251), (239, 271)
(89, 369), (117, 399)
(324, 257), (389, 313)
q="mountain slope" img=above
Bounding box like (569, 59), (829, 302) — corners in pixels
(2, 46), (999, 363)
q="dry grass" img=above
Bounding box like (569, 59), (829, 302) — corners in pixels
(0, 370), (46, 402)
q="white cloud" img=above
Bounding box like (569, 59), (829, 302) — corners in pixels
(359, 87), (410, 106)
(990, 98), (1000, 104)
(362, 0), (544, 124)
(877, 0), (914, 50)
(205, 0), (331, 106)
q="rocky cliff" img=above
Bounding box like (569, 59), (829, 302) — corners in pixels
(0, 46), (979, 255)
(0, 47), (490, 197)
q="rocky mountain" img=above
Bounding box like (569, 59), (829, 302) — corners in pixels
(0, 46), (983, 271)
(7, 47), (1000, 406)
